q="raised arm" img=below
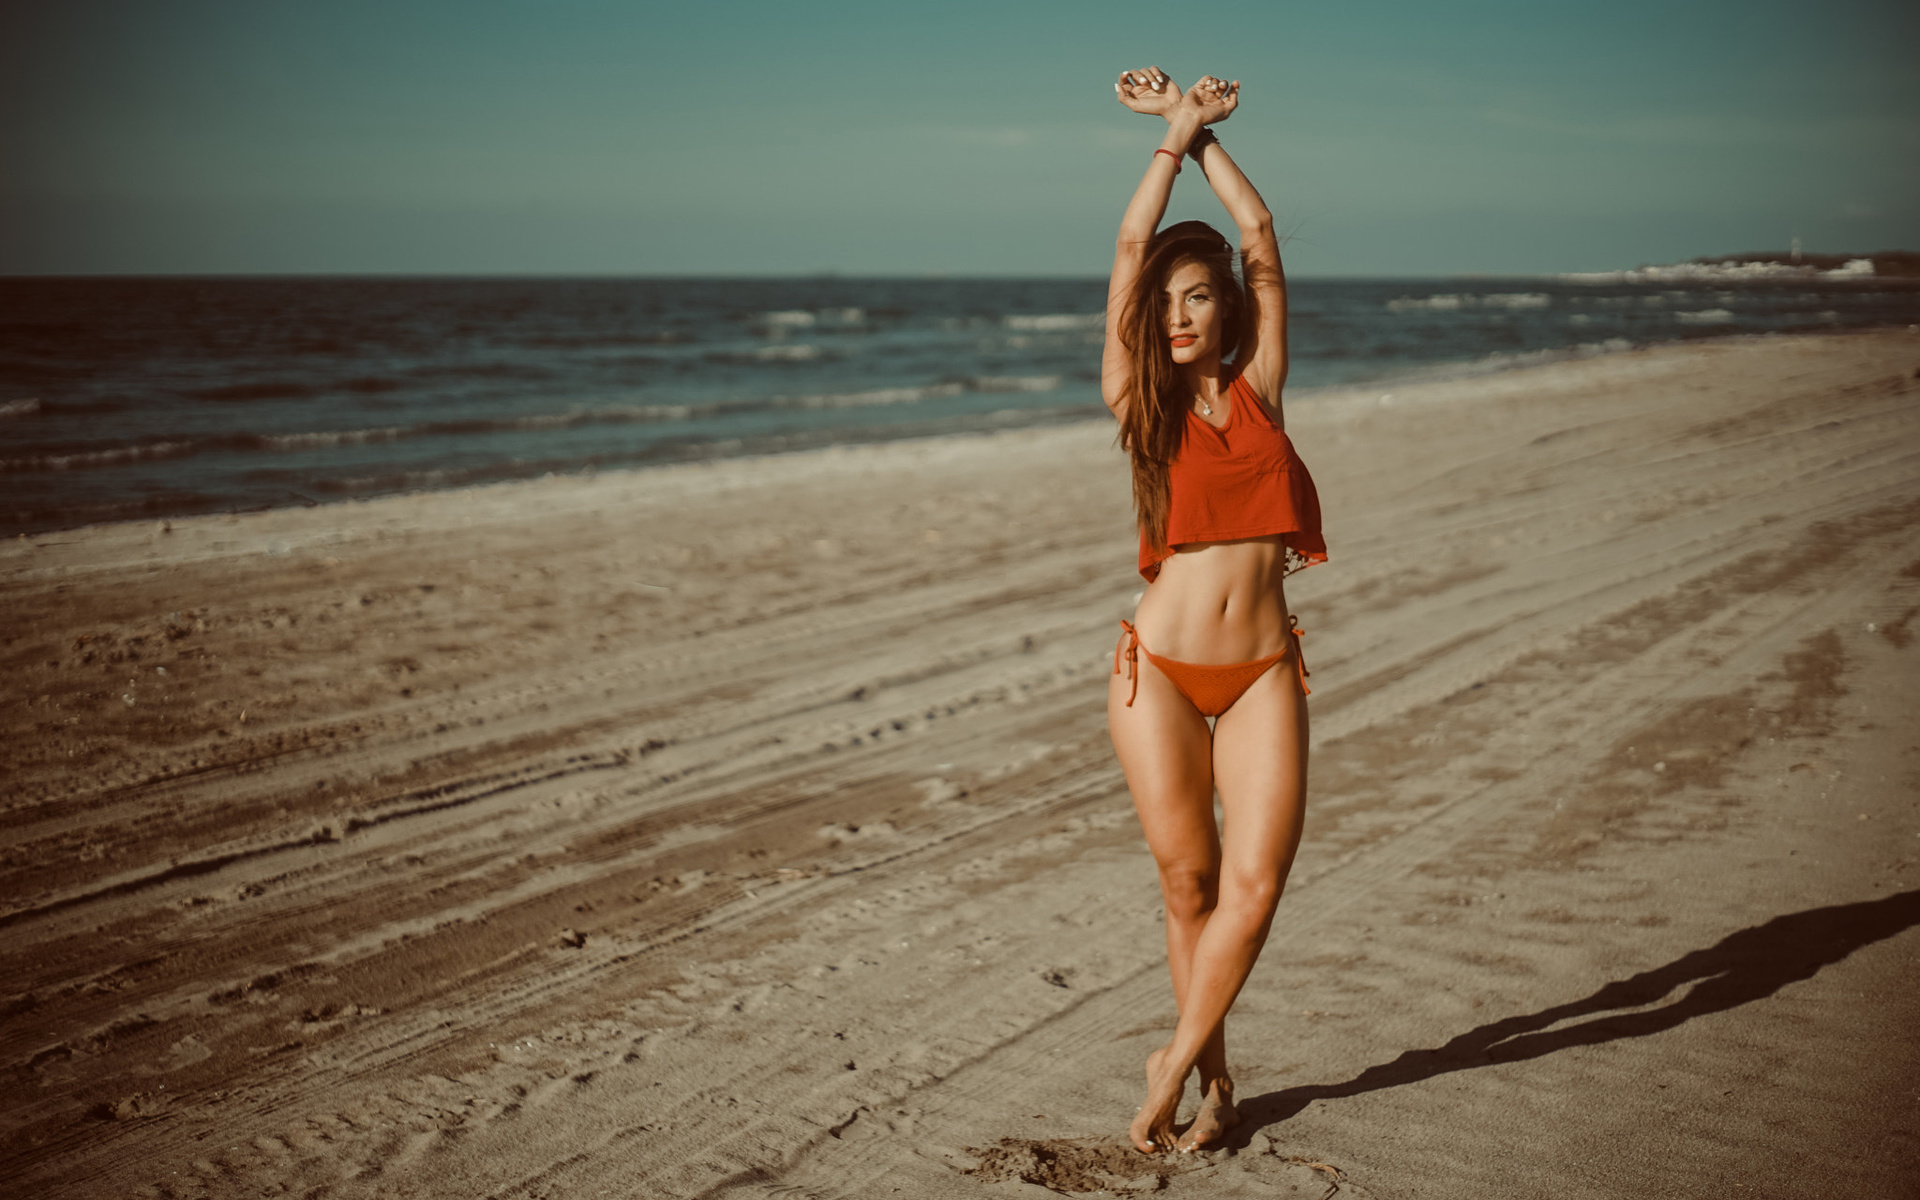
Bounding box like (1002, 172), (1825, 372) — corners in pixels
(1101, 67), (1206, 419)
(1187, 77), (1289, 403)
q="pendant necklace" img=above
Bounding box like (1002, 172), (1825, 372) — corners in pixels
(1198, 397), (1213, 417)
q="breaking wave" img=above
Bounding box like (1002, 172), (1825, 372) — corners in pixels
(1387, 293), (1551, 312)
(0, 377), (1071, 473)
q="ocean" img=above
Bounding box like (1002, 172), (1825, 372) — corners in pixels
(3, 274), (1915, 536)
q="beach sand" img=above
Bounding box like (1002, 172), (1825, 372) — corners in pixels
(4, 329), (1918, 1199)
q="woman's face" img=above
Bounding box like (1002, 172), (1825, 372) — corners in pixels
(1163, 260), (1223, 366)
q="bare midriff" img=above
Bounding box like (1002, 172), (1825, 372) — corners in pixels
(1131, 534), (1295, 663)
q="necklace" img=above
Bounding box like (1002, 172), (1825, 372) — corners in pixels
(1198, 398), (1213, 417)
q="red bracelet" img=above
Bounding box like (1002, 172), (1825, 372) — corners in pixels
(1153, 148), (1182, 172)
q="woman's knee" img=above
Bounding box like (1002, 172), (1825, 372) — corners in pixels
(1158, 862), (1219, 922)
(1216, 866), (1282, 923)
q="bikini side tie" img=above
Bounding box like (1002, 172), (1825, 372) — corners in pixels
(1116, 619), (1142, 707)
(1288, 614), (1310, 696)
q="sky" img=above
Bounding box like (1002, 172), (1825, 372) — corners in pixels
(2, 0), (1915, 276)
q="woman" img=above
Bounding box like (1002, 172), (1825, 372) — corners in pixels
(1102, 67), (1326, 1154)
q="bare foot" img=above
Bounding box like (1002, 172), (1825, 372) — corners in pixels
(1128, 1046), (1187, 1153)
(1175, 1076), (1239, 1152)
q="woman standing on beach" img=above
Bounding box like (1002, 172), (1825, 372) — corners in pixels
(1102, 68), (1325, 1154)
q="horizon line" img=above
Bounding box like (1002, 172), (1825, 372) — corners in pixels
(7, 261), (1914, 284)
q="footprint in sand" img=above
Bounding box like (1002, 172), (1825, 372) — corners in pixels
(394, 1128), (453, 1166)
(527, 1069), (597, 1108)
(166, 1034), (213, 1068)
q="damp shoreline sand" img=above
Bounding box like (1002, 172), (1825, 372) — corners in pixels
(4, 329), (1919, 1197)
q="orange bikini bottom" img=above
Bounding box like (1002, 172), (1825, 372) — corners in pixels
(1115, 617), (1309, 717)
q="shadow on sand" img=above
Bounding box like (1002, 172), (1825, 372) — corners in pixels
(1230, 888), (1920, 1139)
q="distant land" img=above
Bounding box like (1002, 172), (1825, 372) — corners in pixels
(1562, 250), (1919, 283)
(1695, 250), (1920, 277)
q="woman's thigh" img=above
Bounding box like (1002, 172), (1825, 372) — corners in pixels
(1209, 655), (1309, 892)
(1109, 641), (1218, 868)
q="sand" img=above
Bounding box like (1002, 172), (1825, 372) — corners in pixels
(3, 329), (1918, 1199)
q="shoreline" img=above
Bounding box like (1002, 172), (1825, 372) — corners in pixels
(10, 319), (1918, 541)
(4, 328), (1918, 1197)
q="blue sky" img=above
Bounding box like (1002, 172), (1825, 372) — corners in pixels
(3, 0), (1915, 275)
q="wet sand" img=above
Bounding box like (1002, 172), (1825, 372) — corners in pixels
(4, 329), (1919, 1198)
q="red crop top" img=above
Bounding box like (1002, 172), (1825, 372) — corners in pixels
(1137, 368), (1327, 582)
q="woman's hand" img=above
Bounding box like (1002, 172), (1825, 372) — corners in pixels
(1179, 75), (1239, 125)
(1115, 66), (1181, 118)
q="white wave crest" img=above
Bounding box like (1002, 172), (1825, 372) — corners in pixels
(1471, 338), (1636, 371)
(1003, 313), (1103, 331)
(1675, 309), (1735, 325)
(759, 310), (816, 328)
(0, 398), (41, 418)
(757, 307), (864, 329)
(2, 440), (198, 471)
(260, 426), (410, 451)
(1481, 292), (1550, 309)
(782, 383), (967, 410)
(971, 375), (1061, 393)
(1387, 293), (1549, 312)
(754, 344), (822, 361)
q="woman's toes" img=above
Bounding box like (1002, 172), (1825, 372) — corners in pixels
(1129, 1111), (1172, 1154)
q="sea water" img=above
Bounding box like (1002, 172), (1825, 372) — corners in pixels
(2, 275), (1914, 534)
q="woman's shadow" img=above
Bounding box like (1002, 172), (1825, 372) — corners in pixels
(1229, 887), (1920, 1137)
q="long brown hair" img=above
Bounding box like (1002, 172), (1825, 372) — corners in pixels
(1117, 220), (1245, 553)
